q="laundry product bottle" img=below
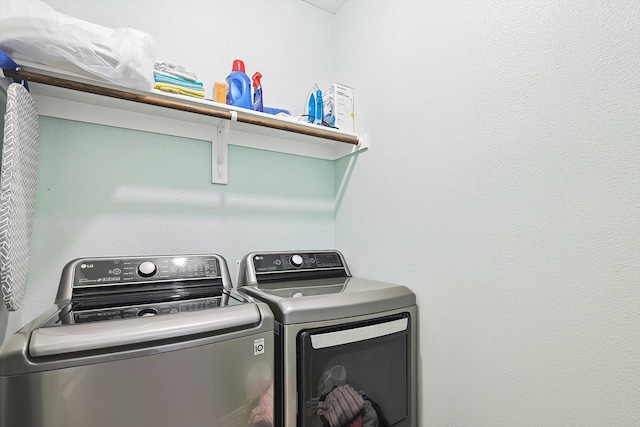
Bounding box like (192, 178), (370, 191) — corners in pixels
(252, 71), (263, 112)
(226, 59), (252, 109)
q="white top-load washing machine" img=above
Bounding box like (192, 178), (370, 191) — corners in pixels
(237, 250), (417, 427)
(0, 254), (274, 427)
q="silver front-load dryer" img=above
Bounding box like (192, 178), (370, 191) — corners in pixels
(237, 250), (417, 427)
(0, 254), (274, 427)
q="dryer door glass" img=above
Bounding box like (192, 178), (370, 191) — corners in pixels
(297, 312), (411, 427)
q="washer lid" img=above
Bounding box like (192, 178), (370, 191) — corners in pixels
(28, 302), (262, 357)
(240, 276), (415, 324)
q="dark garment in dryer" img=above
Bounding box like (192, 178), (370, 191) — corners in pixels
(363, 396), (390, 427)
(316, 384), (387, 427)
(317, 384), (364, 426)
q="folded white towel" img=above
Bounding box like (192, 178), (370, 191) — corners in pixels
(154, 61), (198, 82)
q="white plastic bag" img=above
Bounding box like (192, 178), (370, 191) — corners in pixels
(0, 0), (155, 90)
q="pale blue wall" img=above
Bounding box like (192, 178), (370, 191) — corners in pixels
(3, 116), (335, 339)
(5, 1), (640, 425)
(1, 0), (337, 341)
(334, 1), (640, 425)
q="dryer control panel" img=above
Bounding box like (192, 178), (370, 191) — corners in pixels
(252, 252), (344, 272)
(238, 250), (351, 286)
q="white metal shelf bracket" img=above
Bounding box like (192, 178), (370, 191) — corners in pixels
(212, 111), (236, 184)
(335, 132), (369, 160)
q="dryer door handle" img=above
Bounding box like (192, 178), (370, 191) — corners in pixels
(310, 317), (408, 349)
(29, 304), (261, 357)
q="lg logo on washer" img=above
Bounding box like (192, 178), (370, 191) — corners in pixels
(254, 338), (265, 355)
(80, 263), (94, 269)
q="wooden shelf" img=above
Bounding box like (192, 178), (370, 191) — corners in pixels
(2, 65), (365, 164)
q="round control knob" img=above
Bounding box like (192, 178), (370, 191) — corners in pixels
(290, 254), (304, 268)
(137, 261), (157, 277)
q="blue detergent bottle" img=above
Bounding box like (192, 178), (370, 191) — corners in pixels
(226, 59), (252, 109)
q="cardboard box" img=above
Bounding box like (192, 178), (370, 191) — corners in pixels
(323, 83), (354, 133)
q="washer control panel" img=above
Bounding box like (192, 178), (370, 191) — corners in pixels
(73, 255), (220, 287)
(252, 251), (344, 273)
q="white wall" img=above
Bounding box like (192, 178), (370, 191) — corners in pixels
(334, 1), (640, 426)
(43, 0), (335, 112)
